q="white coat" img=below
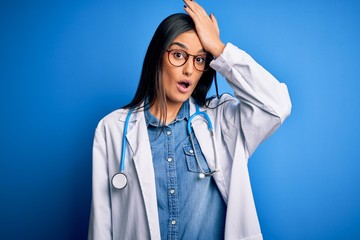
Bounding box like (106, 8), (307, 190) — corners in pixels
(88, 43), (292, 240)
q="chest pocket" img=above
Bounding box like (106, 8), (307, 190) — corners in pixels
(183, 143), (211, 174)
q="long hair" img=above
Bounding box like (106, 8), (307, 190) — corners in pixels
(123, 13), (216, 123)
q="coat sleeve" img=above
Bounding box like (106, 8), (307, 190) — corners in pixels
(210, 43), (292, 158)
(88, 120), (112, 239)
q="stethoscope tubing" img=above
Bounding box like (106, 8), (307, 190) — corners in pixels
(120, 107), (135, 173)
(114, 104), (219, 189)
(187, 104), (213, 134)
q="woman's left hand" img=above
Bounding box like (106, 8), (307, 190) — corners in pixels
(183, 0), (225, 58)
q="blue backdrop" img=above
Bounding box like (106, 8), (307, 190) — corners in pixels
(1, 0), (359, 239)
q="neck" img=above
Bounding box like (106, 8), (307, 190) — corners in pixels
(150, 100), (183, 125)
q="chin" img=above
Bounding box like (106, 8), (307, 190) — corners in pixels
(167, 95), (191, 105)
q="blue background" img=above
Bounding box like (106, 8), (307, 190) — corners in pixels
(1, 0), (359, 239)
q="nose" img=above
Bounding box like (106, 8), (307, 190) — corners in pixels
(182, 56), (194, 76)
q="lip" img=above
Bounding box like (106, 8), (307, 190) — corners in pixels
(176, 79), (192, 93)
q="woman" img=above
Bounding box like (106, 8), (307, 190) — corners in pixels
(88, 0), (291, 239)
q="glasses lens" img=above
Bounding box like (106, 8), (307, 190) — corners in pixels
(194, 55), (207, 71)
(168, 49), (187, 67)
(167, 49), (210, 72)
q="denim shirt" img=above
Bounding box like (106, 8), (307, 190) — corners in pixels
(145, 100), (226, 240)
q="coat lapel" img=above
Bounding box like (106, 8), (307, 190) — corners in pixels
(123, 109), (161, 239)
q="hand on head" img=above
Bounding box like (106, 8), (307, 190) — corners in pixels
(183, 0), (225, 58)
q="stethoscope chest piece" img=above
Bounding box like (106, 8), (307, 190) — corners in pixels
(112, 173), (128, 189)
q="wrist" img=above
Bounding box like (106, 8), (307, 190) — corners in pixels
(211, 41), (225, 58)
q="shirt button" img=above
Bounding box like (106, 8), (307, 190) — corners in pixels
(167, 157), (173, 162)
(189, 149), (194, 154)
(171, 220), (177, 225)
(170, 189), (175, 194)
(166, 130), (172, 136)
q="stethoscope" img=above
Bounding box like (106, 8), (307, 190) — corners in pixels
(112, 104), (220, 190)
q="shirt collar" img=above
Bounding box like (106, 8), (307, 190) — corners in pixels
(175, 100), (190, 122)
(145, 100), (190, 127)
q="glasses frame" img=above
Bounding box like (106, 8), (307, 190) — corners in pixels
(166, 49), (212, 72)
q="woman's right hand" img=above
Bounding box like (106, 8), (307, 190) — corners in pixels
(183, 0), (225, 58)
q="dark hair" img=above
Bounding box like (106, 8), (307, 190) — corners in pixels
(123, 13), (216, 122)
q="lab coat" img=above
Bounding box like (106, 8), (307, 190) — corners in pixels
(88, 43), (292, 240)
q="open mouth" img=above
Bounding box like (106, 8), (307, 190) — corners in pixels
(177, 80), (191, 93)
(179, 81), (190, 89)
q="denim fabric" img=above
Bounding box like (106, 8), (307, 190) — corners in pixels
(145, 100), (226, 240)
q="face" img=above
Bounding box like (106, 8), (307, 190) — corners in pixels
(161, 30), (206, 107)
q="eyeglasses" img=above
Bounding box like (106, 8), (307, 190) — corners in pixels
(166, 49), (212, 72)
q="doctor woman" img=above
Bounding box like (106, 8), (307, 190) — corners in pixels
(88, 0), (291, 239)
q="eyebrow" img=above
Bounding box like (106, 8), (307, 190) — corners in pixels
(169, 42), (206, 54)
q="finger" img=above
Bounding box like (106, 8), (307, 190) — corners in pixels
(210, 13), (220, 34)
(184, 0), (207, 16)
(183, 4), (192, 14)
(183, 0), (197, 17)
(184, 4), (198, 21)
(183, 0), (192, 12)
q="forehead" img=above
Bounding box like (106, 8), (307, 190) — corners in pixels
(171, 30), (204, 52)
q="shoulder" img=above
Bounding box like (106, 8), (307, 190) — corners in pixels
(95, 108), (127, 130)
(205, 93), (238, 110)
(96, 106), (145, 131)
(204, 94), (241, 127)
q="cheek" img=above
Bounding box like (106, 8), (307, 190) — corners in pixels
(162, 66), (175, 86)
(162, 66), (186, 86)
(162, 59), (176, 81)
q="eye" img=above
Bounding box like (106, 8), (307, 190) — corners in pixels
(195, 56), (206, 65)
(172, 50), (186, 60)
